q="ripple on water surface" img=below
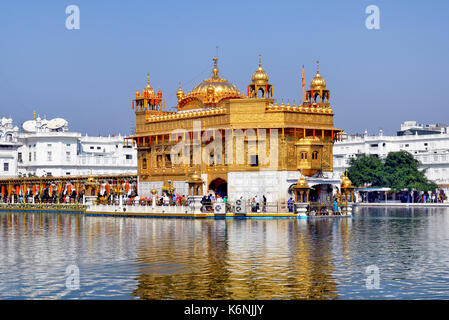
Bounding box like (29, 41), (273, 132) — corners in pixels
(1, 208), (449, 299)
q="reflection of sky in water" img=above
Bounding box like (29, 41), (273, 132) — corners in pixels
(0, 208), (449, 299)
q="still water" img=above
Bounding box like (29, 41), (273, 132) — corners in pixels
(1, 207), (449, 299)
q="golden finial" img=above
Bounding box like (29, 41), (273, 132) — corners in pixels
(212, 57), (219, 77)
(147, 73), (150, 85)
(258, 54), (262, 67)
(316, 60), (320, 73)
(33, 110), (36, 121)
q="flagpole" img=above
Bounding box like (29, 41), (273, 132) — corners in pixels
(302, 65), (305, 105)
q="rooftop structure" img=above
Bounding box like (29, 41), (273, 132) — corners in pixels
(397, 121), (448, 136)
(17, 115), (137, 177)
(1, 114), (137, 178)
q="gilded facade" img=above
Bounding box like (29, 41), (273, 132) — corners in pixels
(132, 57), (342, 202)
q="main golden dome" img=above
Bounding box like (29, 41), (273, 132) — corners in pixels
(179, 57), (243, 109)
(310, 61), (327, 90)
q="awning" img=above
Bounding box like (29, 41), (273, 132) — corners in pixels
(357, 187), (391, 192)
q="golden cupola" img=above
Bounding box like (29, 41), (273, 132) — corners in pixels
(248, 54), (273, 99)
(177, 57), (244, 110)
(341, 173), (353, 189)
(251, 55), (269, 85)
(142, 73), (155, 98)
(306, 61), (330, 105)
(176, 83), (185, 102)
(132, 73), (164, 113)
(310, 62), (327, 90)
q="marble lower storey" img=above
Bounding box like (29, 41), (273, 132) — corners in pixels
(138, 170), (342, 203)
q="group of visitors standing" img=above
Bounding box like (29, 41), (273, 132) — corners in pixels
(200, 194), (227, 212)
(414, 192), (445, 203)
(138, 194), (188, 206)
(251, 195), (267, 212)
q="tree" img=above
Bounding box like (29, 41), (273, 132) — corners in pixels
(383, 151), (437, 192)
(347, 154), (384, 187)
(346, 151), (437, 191)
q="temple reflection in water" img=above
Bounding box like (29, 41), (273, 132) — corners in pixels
(2, 209), (448, 299)
(0, 211), (352, 299)
(130, 218), (352, 299)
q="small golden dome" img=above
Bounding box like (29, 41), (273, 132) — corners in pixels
(310, 61), (327, 90)
(341, 173), (353, 188)
(188, 172), (202, 183)
(143, 73), (155, 97)
(251, 55), (269, 86)
(297, 176), (308, 187)
(191, 173), (200, 180)
(176, 83), (185, 101)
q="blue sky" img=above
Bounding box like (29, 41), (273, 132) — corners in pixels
(0, 0), (448, 136)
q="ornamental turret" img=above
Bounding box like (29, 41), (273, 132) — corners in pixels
(132, 73), (165, 113)
(305, 61), (330, 105)
(247, 54), (273, 99)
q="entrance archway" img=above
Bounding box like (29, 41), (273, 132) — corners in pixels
(208, 178), (227, 198)
(309, 184), (334, 205)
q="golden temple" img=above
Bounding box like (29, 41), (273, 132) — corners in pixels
(132, 56), (342, 203)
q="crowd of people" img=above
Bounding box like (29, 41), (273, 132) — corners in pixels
(134, 194), (189, 206)
(413, 192), (446, 203)
(1, 191), (85, 204)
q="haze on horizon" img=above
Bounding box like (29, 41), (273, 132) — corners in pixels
(0, 0), (448, 137)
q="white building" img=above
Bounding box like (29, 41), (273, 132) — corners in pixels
(333, 121), (449, 194)
(3, 116), (137, 178)
(0, 117), (21, 178)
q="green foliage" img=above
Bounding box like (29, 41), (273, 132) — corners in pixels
(346, 151), (438, 191)
(347, 154), (384, 187)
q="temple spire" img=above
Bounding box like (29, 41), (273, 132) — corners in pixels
(212, 57), (219, 77)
